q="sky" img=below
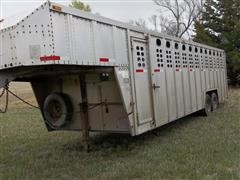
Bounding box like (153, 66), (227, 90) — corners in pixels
(0, 0), (159, 26)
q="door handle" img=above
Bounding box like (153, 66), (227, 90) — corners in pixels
(152, 83), (160, 90)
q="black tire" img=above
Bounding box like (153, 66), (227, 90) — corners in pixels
(43, 93), (73, 128)
(211, 92), (219, 111)
(201, 94), (212, 116)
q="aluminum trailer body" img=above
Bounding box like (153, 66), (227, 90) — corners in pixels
(0, 2), (228, 136)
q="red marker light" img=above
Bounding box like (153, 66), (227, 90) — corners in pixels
(40, 55), (60, 62)
(136, 69), (144, 73)
(99, 58), (109, 62)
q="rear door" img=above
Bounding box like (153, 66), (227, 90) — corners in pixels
(148, 37), (169, 127)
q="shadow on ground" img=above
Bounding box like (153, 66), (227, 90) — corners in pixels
(63, 111), (204, 153)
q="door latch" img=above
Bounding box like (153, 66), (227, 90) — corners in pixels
(152, 83), (160, 90)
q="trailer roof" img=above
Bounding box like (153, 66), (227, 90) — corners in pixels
(0, 1), (224, 52)
(49, 1), (224, 52)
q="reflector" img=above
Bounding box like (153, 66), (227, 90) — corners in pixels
(99, 58), (109, 62)
(40, 55), (60, 62)
(52, 5), (62, 12)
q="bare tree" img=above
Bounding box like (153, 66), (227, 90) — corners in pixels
(153, 0), (204, 37)
(158, 16), (179, 36)
(128, 18), (147, 29)
(149, 15), (158, 31)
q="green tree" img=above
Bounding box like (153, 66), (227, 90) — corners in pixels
(69, 0), (91, 12)
(194, 0), (240, 85)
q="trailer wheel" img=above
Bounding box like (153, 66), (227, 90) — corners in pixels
(211, 92), (219, 111)
(201, 94), (212, 116)
(43, 93), (73, 128)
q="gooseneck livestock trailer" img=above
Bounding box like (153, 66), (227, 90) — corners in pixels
(0, 2), (228, 143)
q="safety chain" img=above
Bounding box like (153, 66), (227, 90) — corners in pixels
(7, 88), (40, 109)
(0, 83), (9, 113)
(0, 88), (5, 97)
(0, 83), (40, 114)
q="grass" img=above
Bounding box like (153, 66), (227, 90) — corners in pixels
(0, 88), (240, 180)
